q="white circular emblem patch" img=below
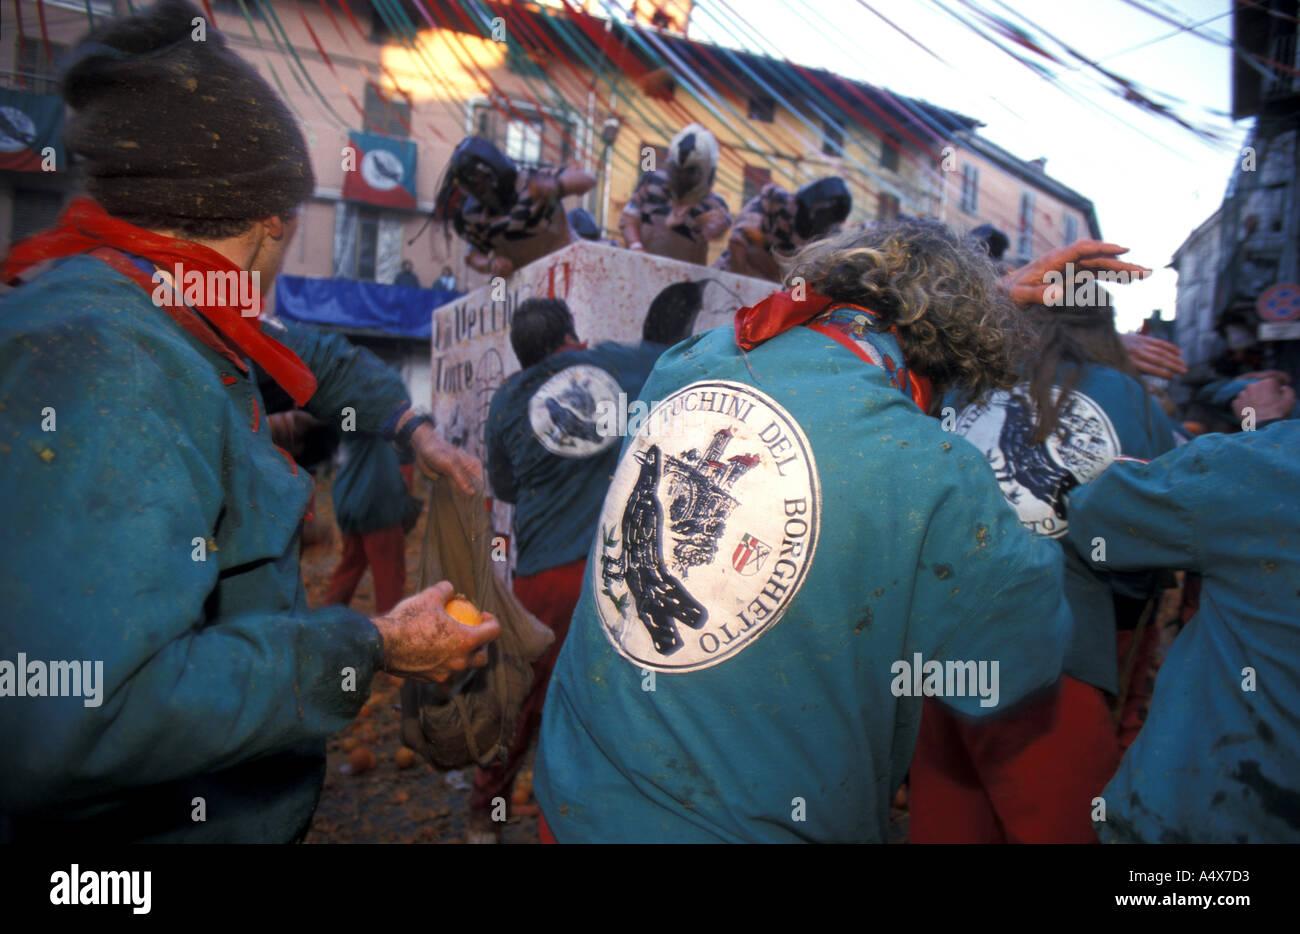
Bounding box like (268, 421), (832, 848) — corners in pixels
(361, 148), (405, 191)
(594, 379), (821, 673)
(528, 364), (623, 458)
(0, 106), (36, 152)
(954, 385), (1120, 538)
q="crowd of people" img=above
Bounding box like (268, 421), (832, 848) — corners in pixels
(1, 0), (1295, 845)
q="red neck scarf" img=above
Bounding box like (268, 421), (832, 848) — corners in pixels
(734, 288), (932, 412)
(734, 288), (836, 351)
(1, 197), (318, 406)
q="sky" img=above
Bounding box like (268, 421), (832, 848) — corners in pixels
(685, 0), (1249, 333)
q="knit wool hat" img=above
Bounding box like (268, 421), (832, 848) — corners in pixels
(60, 0), (315, 223)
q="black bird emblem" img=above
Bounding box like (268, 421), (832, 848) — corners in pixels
(544, 395), (603, 445)
(995, 395), (1077, 519)
(602, 445), (707, 654)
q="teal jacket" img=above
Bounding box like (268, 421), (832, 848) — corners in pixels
(535, 324), (1071, 843)
(333, 433), (409, 535)
(1067, 422), (1300, 842)
(952, 364), (1182, 692)
(486, 341), (664, 577)
(0, 254), (411, 842)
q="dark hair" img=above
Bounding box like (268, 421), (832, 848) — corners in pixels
(1020, 294), (1137, 444)
(108, 214), (258, 240)
(970, 224), (1010, 261)
(784, 218), (1024, 403)
(643, 280), (705, 345)
(115, 206), (297, 241)
(511, 297), (575, 369)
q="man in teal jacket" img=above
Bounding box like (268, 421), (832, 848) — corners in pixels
(0, 0), (496, 842)
(1066, 419), (1300, 842)
(535, 220), (1078, 843)
(325, 430), (415, 616)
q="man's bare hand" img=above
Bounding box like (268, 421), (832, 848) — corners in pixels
(267, 409), (320, 454)
(411, 422), (482, 496)
(1233, 378), (1296, 423)
(372, 582), (500, 683)
(1002, 239), (1151, 307)
(489, 255), (514, 278)
(1122, 334), (1188, 379)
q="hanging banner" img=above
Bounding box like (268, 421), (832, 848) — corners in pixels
(0, 90), (65, 173)
(342, 131), (417, 209)
(275, 275), (458, 339)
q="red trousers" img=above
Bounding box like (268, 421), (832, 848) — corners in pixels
(471, 557), (586, 817)
(1115, 624), (1161, 753)
(908, 676), (1120, 844)
(324, 526), (407, 615)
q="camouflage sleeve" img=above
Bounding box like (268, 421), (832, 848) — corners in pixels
(458, 210), (493, 255)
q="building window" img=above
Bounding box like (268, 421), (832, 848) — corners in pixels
(469, 101), (575, 169)
(1064, 214), (1078, 244)
(354, 207), (381, 281)
(822, 118), (844, 157)
(16, 38), (69, 95)
(748, 95), (775, 123)
(363, 84), (411, 138)
(1017, 192), (1036, 258)
(505, 118), (544, 167)
(877, 191), (900, 221)
(960, 164), (979, 214)
(880, 136), (900, 172)
(742, 165), (771, 205)
(334, 204), (407, 283)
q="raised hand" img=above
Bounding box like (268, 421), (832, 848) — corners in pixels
(1122, 334), (1187, 380)
(1002, 240), (1151, 308)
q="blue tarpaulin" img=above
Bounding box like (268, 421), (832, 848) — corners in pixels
(274, 275), (459, 339)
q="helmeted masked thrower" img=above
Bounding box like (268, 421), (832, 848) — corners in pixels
(450, 137), (519, 215)
(794, 177), (851, 242)
(666, 123), (718, 202)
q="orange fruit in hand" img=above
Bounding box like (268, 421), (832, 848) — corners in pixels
(446, 595), (483, 627)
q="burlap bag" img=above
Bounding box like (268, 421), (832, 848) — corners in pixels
(400, 478), (554, 770)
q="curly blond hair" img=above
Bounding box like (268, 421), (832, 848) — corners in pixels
(782, 218), (1024, 403)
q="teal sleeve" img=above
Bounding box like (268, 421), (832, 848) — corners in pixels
(485, 389), (519, 503)
(0, 322), (384, 814)
(272, 319), (411, 434)
(917, 444), (1072, 718)
(1065, 448), (1202, 574)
